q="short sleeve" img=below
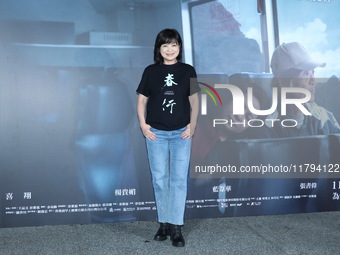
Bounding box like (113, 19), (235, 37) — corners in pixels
(136, 67), (150, 97)
(189, 66), (200, 96)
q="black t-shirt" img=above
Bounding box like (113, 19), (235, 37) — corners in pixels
(137, 62), (200, 131)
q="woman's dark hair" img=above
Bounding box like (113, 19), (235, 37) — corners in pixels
(154, 28), (182, 64)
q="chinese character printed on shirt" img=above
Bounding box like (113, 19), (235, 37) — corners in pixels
(162, 99), (176, 114)
(164, 73), (178, 87)
(162, 73), (177, 114)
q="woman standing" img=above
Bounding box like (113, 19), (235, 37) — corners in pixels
(136, 28), (199, 247)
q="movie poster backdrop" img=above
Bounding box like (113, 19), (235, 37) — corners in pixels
(0, 0), (339, 228)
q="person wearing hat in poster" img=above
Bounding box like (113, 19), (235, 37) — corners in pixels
(251, 42), (340, 138)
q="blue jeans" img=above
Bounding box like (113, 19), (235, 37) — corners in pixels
(146, 127), (191, 225)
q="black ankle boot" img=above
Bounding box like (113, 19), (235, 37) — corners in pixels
(154, 223), (170, 241)
(170, 224), (185, 247)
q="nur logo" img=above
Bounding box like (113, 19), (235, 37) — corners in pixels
(199, 82), (223, 115)
(199, 82), (312, 116)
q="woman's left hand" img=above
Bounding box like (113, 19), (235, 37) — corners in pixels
(181, 124), (193, 139)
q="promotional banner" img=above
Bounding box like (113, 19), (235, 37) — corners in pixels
(187, 75), (340, 219)
(1, 0), (339, 228)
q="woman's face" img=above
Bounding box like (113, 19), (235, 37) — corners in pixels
(291, 69), (316, 101)
(160, 42), (180, 65)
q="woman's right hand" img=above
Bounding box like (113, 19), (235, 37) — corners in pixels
(141, 124), (156, 140)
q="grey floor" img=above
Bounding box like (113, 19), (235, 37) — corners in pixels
(1, 211), (339, 255)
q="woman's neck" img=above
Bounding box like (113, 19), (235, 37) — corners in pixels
(163, 60), (178, 65)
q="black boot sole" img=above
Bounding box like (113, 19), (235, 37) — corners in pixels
(172, 241), (185, 247)
(154, 235), (167, 241)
